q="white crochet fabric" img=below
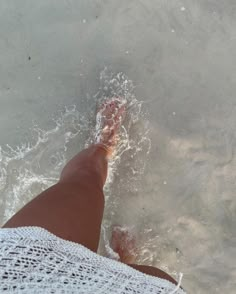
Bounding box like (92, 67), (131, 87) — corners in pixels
(0, 227), (186, 294)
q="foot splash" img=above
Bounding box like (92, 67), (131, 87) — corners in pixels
(95, 97), (126, 157)
(110, 226), (137, 264)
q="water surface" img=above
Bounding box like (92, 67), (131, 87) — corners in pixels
(0, 1), (236, 293)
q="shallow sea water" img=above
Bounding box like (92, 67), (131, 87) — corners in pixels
(0, 1), (236, 293)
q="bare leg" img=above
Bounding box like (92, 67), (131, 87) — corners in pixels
(129, 264), (178, 285)
(3, 144), (108, 252)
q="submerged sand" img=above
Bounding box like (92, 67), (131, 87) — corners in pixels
(0, 1), (236, 293)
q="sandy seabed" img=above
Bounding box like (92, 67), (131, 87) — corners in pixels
(0, 1), (236, 293)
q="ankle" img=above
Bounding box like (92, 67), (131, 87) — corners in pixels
(93, 143), (113, 158)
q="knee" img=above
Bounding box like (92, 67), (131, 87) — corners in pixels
(60, 146), (108, 187)
(128, 264), (177, 285)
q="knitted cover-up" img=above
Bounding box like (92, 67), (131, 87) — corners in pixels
(0, 227), (186, 294)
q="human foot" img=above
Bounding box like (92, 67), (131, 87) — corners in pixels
(110, 226), (137, 264)
(95, 97), (126, 156)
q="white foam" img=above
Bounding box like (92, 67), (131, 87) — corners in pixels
(0, 105), (88, 224)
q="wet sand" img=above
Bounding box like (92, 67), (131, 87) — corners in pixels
(0, 1), (236, 293)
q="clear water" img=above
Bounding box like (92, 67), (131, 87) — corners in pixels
(1, 1), (236, 293)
